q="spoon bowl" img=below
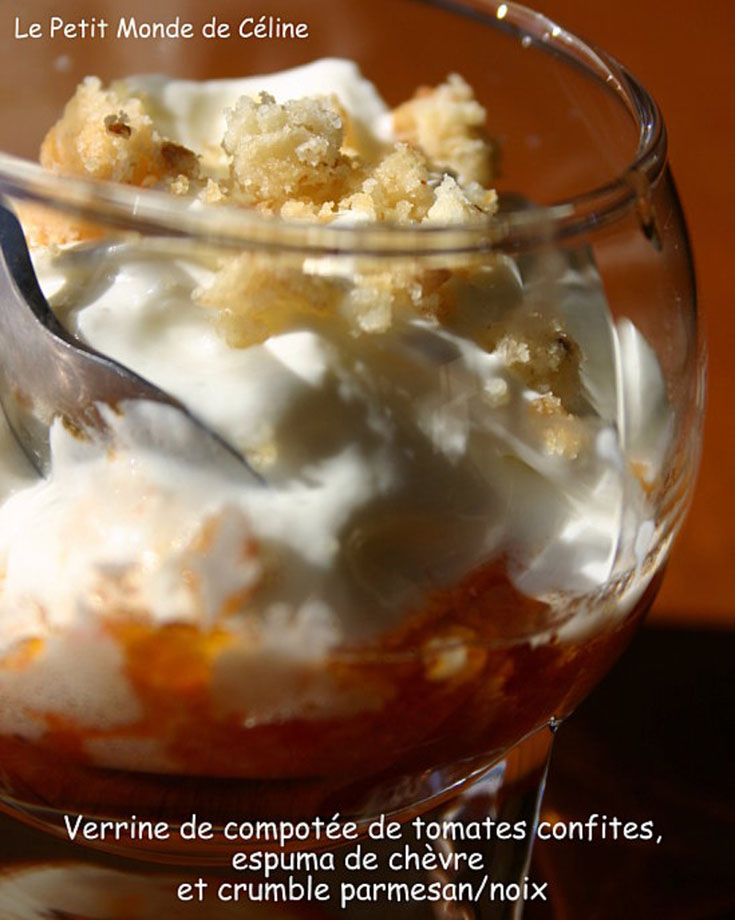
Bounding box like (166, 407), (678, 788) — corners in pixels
(0, 201), (256, 479)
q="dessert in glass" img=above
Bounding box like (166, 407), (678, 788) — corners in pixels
(0, 1), (703, 916)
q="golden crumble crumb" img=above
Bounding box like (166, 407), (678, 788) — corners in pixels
(195, 253), (344, 347)
(425, 174), (498, 224)
(344, 269), (420, 333)
(342, 265), (452, 333)
(199, 178), (227, 204)
(40, 77), (199, 188)
(529, 394), (586, 459)
(392, 74), (495, 186)
(279, 199), (338, 222)
(341, 144), (434, 224)
(339, 148), (496, 226)
(481, 313), (584, 414)
(15, 201), (100, 248)
(167, 175), (190, 196)
(484, 377), (511, 408)
(223, 92), (354, 207)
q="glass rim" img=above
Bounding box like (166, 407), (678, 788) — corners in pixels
(0, 0), (667, 257)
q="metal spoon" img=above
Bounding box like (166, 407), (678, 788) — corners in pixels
(0, 200), (257, 480)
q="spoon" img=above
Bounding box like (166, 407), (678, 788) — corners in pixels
(0, 200), (257, 480)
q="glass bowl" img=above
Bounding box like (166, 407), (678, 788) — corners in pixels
(0, 0), (703, 915)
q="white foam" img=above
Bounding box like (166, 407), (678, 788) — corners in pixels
(0, 62), (673, 740)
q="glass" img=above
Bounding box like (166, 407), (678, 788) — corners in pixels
(0, 1), (703, 917)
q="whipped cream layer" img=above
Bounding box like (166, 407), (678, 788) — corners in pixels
(0, 62), (671, 671)
(0, 246), (668, 653)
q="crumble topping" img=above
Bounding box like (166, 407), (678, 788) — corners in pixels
(481, 312), (585, 415)
(36, 72), (498, 231)
(35, 66), (584, 456)
(223, 91), (353, 208)
(196, 253), (344, 347)
(392, 73), (495, 186)
(40, 76), (200, 188)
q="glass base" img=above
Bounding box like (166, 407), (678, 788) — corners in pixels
(0, 725), (554, 918)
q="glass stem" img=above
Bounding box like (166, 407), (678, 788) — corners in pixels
(428, 723), (556, 920)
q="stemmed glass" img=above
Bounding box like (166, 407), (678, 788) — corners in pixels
(0, 1), (703, 917)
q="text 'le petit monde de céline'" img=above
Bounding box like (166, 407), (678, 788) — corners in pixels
(13, 15), (309, 41)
